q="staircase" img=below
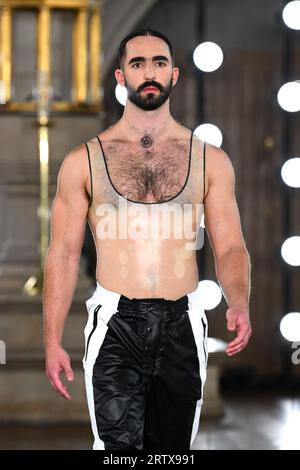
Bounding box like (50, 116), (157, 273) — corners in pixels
(0, 272), (94, 424)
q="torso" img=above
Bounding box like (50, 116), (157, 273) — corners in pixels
(85, 125), (206, 300)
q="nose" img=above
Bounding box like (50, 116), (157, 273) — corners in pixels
(143, 59), (156, 80)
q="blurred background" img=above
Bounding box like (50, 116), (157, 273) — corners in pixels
(0, 0), (300, 450)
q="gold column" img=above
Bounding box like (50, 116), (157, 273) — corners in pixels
(0, 6), (12, 103)
(89, 6), (101, 104)
(73, 7), (87, 103)
(39, 124), (49, 272)
(37, 5), (51, 82)
(37, 6), (51, 272)
(24, 5), (52, 294)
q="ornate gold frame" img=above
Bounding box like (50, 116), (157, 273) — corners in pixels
(0, 0), (103, 113)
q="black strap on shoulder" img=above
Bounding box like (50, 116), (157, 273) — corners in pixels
(85, 142), (93, 208)
(203, 141), (206, 203)
(96, 135), (105, 158)
(190, 129), (194, 155)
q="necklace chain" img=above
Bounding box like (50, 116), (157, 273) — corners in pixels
(122, 116), (173, 148)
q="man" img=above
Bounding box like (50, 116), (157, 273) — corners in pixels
(43, 28), (252, 450)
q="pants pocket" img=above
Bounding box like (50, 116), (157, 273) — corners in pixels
(201, 317), (207, 366)
(84, 304), (102, 362)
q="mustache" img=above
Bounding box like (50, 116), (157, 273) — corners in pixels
(138, 82), (163, 92)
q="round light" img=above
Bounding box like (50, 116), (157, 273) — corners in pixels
(281, 158), (300, 188)
(115, 84), (127, 106)
(281, 236), (300, 266)
(194, 123), (223, 147)
(280, 312), (300, 342)
(282, 1), (300, 30)
(193, 41), (224, 72)
(277, 81), (300, 112)
(207, 337), (227, 353)
(197, 280), (223, 310)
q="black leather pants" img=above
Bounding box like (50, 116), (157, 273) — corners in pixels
(83, 283), (208, 451)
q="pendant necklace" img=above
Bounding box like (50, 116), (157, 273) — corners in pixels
(140, 133), (153, 148)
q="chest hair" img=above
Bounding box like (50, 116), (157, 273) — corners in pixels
(104, 141), (190, 202)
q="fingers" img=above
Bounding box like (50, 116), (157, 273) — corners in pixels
(226, 328), (252, 356)
(64, 363), (74, 382)
(227, 338), (250, 356)
(47, 359), (73, 399)
(49, 370), (72, 400)
(227, 319), (236, 332)
(49, 377), (57, 391)
(227, 326), (249, 349)
(45, 347), (74, 399)
(225, 307), (252, 356)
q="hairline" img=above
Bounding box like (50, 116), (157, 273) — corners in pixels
(120, 34), (174, 70)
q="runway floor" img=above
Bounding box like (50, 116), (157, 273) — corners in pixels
(0, 393), (299, 450)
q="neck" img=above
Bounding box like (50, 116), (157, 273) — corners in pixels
(119, 99), (174, 141)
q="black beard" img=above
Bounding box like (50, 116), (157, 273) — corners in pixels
(125, 77), (173, 111)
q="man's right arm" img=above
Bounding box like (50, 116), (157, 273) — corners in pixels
(43, 144), (90, 399)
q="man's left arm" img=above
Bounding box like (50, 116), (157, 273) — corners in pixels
(204, 144), (252, 356)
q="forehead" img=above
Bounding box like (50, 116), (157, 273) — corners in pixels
(125, 36), (170, 60)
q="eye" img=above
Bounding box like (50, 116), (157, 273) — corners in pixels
(156, 62), (166, 67)
(132, 63), (142, 68)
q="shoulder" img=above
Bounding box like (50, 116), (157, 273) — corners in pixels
(57, 143), (90, 191)
(170, 125), (196, 146)
(205, 143), (235, 186)
(60, 143), (88, 172)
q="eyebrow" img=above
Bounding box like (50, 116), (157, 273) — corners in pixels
(128, 55), (170, 65)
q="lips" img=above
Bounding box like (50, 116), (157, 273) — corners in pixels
(143, 86), (158, 92)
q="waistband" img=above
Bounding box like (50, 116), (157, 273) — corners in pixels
(85, 280), (203, 315)
(119, 292), (187, 304)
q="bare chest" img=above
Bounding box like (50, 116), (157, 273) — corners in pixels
(103, 142), (191, 203)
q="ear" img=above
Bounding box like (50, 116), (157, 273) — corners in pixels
(172, 66), (179, 87)
(115, 68), (125, 87)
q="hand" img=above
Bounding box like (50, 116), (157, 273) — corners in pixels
(45, 343), (74, 400)
(226, 306), (252, 356)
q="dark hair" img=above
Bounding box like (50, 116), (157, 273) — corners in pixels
(118, 27), (174, 69)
